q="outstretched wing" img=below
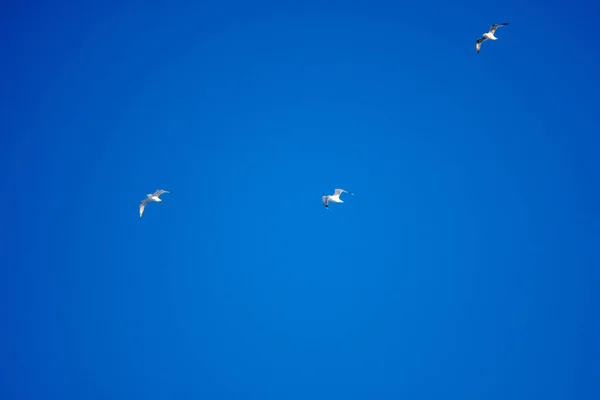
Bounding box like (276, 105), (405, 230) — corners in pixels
(476, 36), (487, 53)
(139, 199), (149, 217)
(153, 189), (169, 196)
(334, 188), (354, 196)
(322, 196), (329, 208)
(489, 22), (509, 34)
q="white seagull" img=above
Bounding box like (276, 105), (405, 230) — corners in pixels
(476, 23), (509, 53)
(322, 188), (353, 209)
(139, 189), (170, 217)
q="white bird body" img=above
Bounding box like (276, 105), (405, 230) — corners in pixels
(476, 22), (509, 53)
(140, 189), (169, 217)
(322, 188), (353, 208)
(328, 193), (344, 203)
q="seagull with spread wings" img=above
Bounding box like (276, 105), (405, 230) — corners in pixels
(322, 188), (353, 209)
(476, 23), (509, 53)
(139, 189), (170, 217)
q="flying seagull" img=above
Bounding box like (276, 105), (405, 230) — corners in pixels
(476, 23), (509, 53)
(322, 188), (354, 209)
(139, 189), (170, 217)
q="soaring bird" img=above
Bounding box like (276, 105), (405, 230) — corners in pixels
(139, 189), (170, 217)
(322, 188), (353, 209)
(476, 23), (509, 53)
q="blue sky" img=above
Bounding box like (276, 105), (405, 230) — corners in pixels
(2, 0), (599, 399)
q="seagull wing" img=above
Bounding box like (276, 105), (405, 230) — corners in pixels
(322, 196), (329, 208)
(476, 36), (487, 53)
(139, 199), (150, 217)
(489, 22), (509, 34)
(153, 189), (169, 196)
(334, 188), (354, 196)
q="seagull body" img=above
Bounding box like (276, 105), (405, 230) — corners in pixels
(322, 188), (353, 209)
(476, 23), (509, 53)
(139, 189), (170, 217)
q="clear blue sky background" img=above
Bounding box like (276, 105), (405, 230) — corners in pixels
(2, 0), (599, 399)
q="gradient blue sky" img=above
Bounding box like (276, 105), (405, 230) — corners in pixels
(2, 0), (599, 399)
